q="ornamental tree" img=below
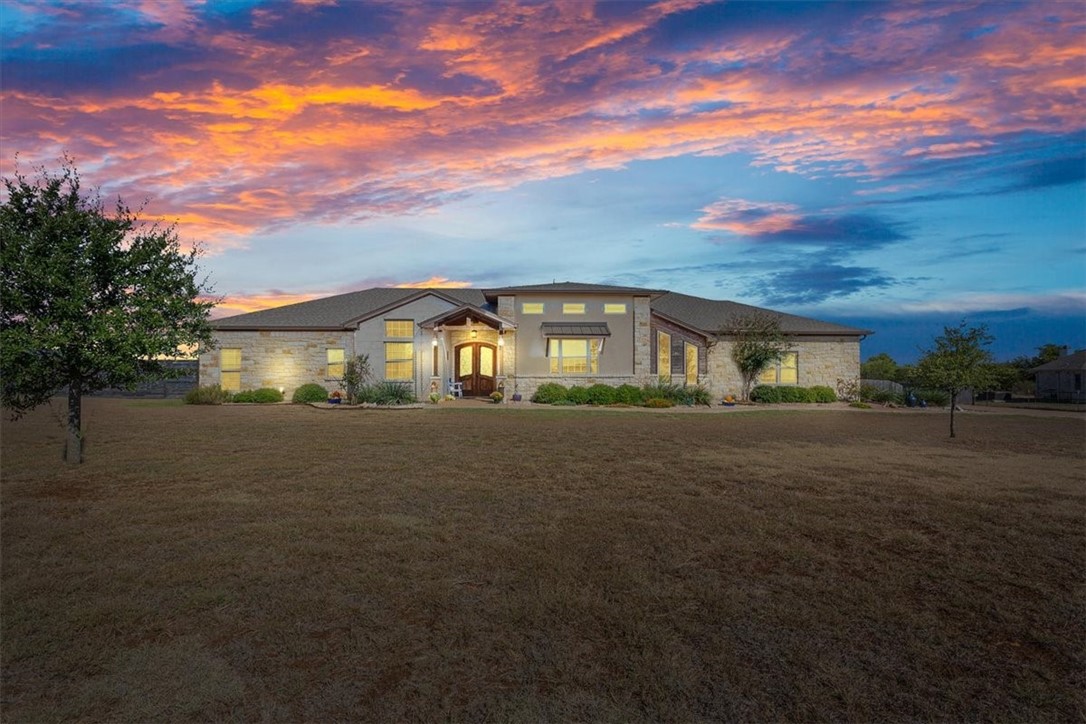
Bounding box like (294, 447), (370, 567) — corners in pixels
(1, 161), (215, 463)
(728, 312), (787, 401)
(914, 321), (997, 438)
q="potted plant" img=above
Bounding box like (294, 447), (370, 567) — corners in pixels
(490, 391), (504, 404)
(722, 394), (736, 407)
(328, 390), (343, 404)
(429, 392), (441, 404)
(511, 383), (522, 402)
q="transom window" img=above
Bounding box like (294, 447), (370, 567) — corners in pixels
(327, 348), (345, 378)
(604, 303), (627, 314)
(385, 342), (414, 380)
(220, 348), (241, 392)
(562, 303), (586, 314)
(759, 352), (798, 385)
(548, 338), (600, 374)
(522, 302), (544, 314)
(657, 331), (671, 382)
(384, 319), (414, 338)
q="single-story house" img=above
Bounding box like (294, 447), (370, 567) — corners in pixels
(1032, 349), (1085, 403)
(199, 282), (871, 401)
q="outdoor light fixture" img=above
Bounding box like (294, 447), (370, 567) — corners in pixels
(498, 334), (505, 347)
(471, 329), (478, 340)
(432, 337), (438, 347)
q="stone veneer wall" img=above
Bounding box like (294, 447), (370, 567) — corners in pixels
(199, 330), (355, 397)
(633, 296), (652, 379)
(706, 336), (861, 399)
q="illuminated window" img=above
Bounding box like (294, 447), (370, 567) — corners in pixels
(327, 348), (345, 378)
(547, 338), (600, 374)
(384, 320), (414, 338)
(759, 352), (798, 385)
(220, 348), (241, 392)
(522, 303), (544, 314)
(657, 331), (671, 382)
(604, 303), (627, 314)
(385, 342), (414, 380)
(562, 303), (585, 314)
(685, 342), (698, 385)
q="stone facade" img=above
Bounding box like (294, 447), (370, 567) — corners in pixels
(706, 336), (861, 399)
(199, 330), (355, 397)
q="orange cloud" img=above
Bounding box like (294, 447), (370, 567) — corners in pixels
(394, 277), (474, 289)
(692, 199), (803, 235)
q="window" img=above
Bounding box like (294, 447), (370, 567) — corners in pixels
(220, 348), (241, 392)
(522, 302), (544, 314)
(685, 342), (698, 385)
(432, 344), (439, 377)
(562, 303), (585, 314)
(657, 331), (671, 382)
(327, 348), (345, 378)
(548, 338), (600, 374)
(384, 319), (413, 338)
(385, 342), (414, 380)
(759, 352), (798, 385)
(604, 303), (627, 314)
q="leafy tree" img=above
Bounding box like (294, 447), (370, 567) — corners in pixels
(914, 322), (997, 438)
(339, 354), (371, 404)
(861, 352), (898, 381)
(1, 160), (215, 463)
(727, 312), (787, 401)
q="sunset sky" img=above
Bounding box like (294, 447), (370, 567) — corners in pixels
(3, 0), (1084, 361)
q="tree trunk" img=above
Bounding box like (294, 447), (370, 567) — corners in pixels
(66, 385), (83, 464)
(948, 389), (956, 438)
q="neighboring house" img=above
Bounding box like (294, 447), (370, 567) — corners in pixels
(199, 282), (871, 401)
(1032, 349), (1086, 403)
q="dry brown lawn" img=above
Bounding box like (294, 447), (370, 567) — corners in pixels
(2, 399), (1083, 722)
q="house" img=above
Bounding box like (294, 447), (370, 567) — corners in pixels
(1032, 349), (1086, 403)
(199, 282), (871, 401)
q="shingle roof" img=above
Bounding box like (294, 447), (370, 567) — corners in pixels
(1031, 349), (1086, 373)
(211, 283), (870, 337)
(652, 292), (872, 336)
(484, 281), (667, 297)
(211, 288), (486, 329)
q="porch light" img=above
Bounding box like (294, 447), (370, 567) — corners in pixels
(471, 329), (477, 340)
(432, 337), (438, 347)
(498, 334), (504, 347)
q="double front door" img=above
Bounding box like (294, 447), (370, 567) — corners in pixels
(455, 342), (496, 396)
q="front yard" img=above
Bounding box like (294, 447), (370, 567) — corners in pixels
(2, 399), (1083, 721)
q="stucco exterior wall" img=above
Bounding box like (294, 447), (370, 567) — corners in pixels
(354, 295), (457, 398)
(509, 293), (637, 377)
(199, 330), (355, 398)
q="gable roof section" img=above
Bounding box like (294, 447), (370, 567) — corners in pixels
(212, 288), (486, 330)
(1031, 349), (1086, 373)
(651, 292), (872, 336)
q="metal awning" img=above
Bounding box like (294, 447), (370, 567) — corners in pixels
(540, 322), (611, 337)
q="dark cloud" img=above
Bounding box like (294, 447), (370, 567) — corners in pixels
(755, 214), (908, 248)
(747, 262), (903, 306)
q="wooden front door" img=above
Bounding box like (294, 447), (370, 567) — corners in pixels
(455, 342), (496, 396)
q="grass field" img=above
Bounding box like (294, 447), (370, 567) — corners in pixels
(2, 399), (1083, 722)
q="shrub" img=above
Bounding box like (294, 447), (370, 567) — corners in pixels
(917, 389), (950, 407)
(752, 385), (816, 403)
(861, 385), (903, 404)
(429, 392), (441, 404)
(586, 384), (618, 405)
(810, 385), (837, 403)
(644, 397), (674, 408)
(566, 386), (590, 405)
(292, 383), (328, 403)
(850, 401), (872, 409)
(614, 384), (644, 406)
(184, 384), (229, 405)
(531, 383), (569, 404)
(368, 381), (416, 405)
(232, 387), (283, 403)
(490, 391), (503, 403)
(642, 381), (685, 403)
(678, 385), (712, 407)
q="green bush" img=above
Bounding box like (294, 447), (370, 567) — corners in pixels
(531, 383), (569, 404)
(642, 381), (685, 402)
(861, 385), (903, 404)
(752, 385), (817, 403)
(810, 385), (837, 403)
(850, 401), (872, 409)
(614, 384), (644, 405)
(585, 384), (618, 405)
(917, 389), (950, 407)
(232, 387), (283, 403)
(367, 381), (416, 405)
(644, 397), (674, 408)
(566, 386), (590, 405)
(184, 384), (230, 405)
(292, 383), (328, 403)
(678, 385), (712, 407)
